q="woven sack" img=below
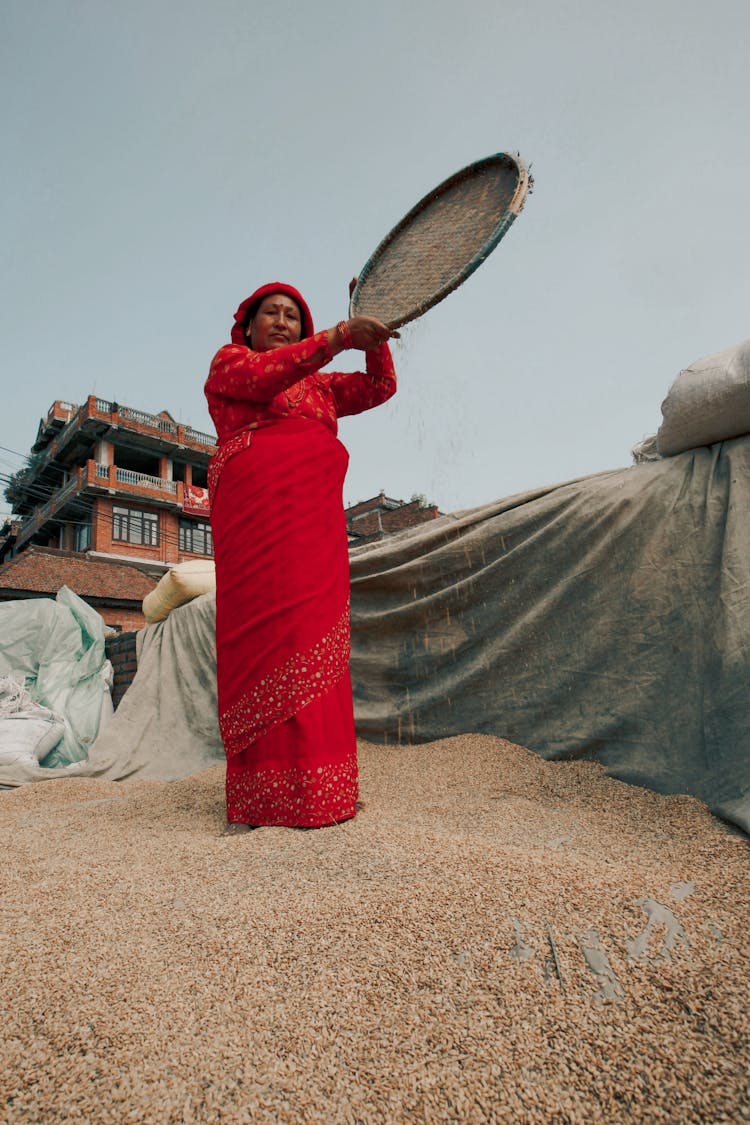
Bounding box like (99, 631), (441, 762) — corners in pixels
(656, 338), (750, 456)
(0, 713), (65, 765)
(143, 559), (216, 625)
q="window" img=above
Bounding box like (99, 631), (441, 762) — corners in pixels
(112, 505), (159, 546)
(75, 521), (91, 551)
(179, 518), (213, 556)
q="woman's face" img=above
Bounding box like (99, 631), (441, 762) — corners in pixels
(247, 293), (303, 351)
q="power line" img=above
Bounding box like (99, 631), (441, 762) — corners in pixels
(0, 469), (209, 514)
(1, 489), (214, 556)
(0, 445), (28, 460)
(0, 438), (213, 557)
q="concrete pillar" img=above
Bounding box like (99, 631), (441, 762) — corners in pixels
(95, 440), (114, 466)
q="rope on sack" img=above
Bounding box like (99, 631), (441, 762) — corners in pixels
(0, 674), (36, 718)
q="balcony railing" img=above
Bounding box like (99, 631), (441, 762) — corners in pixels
(88, 462), (180, 494)
(184, 427), (216, 447)
(21, 398), (216, 512)
(114, 468), (177, 493)
(18, 474), (82, 538)
(92, 398), (215, 447)
(56, 475), (82, 504)
(15, 460), (184, 548)
(118, 406), (178, 434)
(20, 503), (47, 538)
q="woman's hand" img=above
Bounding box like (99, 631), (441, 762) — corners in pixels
(326, 279), (400, 354)
(341, 277), (400, 350)
(346, 316), (399, 350)
(327, 315), (399, 354)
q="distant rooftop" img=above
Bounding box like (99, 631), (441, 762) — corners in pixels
(0, 546), (158, 603)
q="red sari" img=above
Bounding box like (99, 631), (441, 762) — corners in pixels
(206, 291), (396, 827)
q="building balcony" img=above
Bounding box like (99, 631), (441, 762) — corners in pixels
(15, 460), (210, 551)
(30, 395), (217, 475)
(91, 462), (179, 496)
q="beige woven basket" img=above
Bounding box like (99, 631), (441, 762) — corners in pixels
(350, 152), (532, 329)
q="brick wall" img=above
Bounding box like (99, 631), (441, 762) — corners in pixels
(346, 496), (385, 518)
(101, 605), (148, 632)
(91, 499), (111, 555)
(105, 631), (139, 708)
(91, 498), (210, 568)
(381, 500), (439, 532)
(92, 498), (182, 565)
(348, 498), (440, 541)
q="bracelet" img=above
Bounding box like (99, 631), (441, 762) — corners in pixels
(336, 320), (353, 349)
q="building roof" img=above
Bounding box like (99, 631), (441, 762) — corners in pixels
(345, 492), (441, 543)
(0, 547), (158, 603)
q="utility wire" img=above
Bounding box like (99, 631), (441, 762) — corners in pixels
(1, 421), (217, 559)
(1, 511), (213, 556)
(0, 475), (213, 556)
(1, 488), (212, 558)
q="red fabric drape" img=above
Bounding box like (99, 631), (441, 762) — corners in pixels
(210, 417), (357, 827)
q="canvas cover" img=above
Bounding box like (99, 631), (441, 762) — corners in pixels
(348, 436), (750, 833)
(1, 437), (748, 835)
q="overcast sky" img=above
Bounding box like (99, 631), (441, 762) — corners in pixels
(2, 0), (748, 519)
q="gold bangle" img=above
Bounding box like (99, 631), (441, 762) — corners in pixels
(336, 320), (353, 348)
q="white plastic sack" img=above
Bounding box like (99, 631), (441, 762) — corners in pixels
(98, 660), (114, 734)
(0, 674), (65, 765)
(0, 586), (114, 767)
(657, 338), (750, 456)
(0, 714), (66, 765)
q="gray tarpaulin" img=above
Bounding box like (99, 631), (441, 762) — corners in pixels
(349, 436), (750, 832)
(2, 436), (748, 834)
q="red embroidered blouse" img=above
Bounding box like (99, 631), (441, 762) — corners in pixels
(205, 331), (397, 445)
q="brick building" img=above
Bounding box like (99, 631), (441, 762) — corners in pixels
(0, 546), (158, 633)
(0, 396), (217, 571)
(346, 491), (441, 544)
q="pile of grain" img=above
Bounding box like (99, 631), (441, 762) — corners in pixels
(2, 735), (748, 1122)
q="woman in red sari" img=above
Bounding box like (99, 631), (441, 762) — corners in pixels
(205, 283), (397, 832)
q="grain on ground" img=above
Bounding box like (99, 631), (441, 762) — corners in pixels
(1, 734), (748, 1124)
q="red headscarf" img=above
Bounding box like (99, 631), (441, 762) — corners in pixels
(230, 283), (315, 345)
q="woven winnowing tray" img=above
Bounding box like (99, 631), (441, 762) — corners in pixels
(350, 152), (531, 329)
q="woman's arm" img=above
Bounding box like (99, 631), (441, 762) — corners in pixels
(328, 342), (397, 417)
(206, 332), (335, 403)
(206, 316), (398, 404)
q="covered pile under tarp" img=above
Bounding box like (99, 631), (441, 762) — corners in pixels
(85, 591), (222, 781)
(2, 437), (749, 834)
(349, 435), (750, 832)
